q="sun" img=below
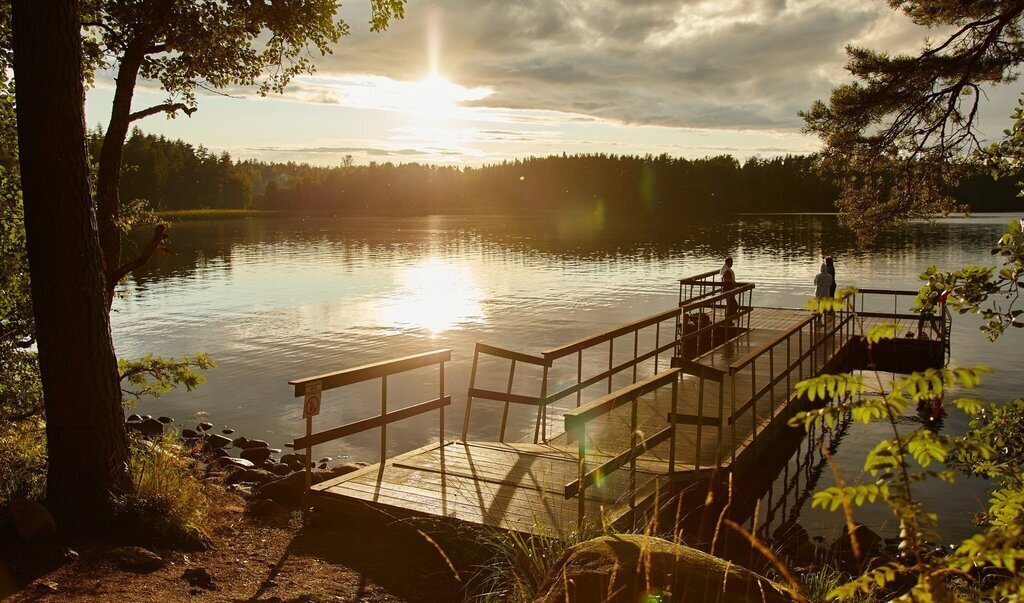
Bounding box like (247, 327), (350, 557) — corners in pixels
(406, 72), (490, 121)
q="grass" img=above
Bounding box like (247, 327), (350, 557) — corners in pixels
(468, 522), (589, 602)
(117, 432), (210, 550)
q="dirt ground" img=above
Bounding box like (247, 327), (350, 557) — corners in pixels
(0, 489), (472, 602)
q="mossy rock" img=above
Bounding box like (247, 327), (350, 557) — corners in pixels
(536, 534), (797, 603)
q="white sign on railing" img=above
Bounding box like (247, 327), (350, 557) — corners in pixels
(303, 381), (322, 418)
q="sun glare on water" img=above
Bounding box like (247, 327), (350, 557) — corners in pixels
(376, 258), (485, 335)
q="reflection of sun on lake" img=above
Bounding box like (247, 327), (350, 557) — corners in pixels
(377, 258), (484, 335)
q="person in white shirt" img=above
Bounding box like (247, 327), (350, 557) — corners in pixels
(814, 262), (833, 299)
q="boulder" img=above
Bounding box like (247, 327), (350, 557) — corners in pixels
(225, 469), (277, 485)
(271, 463), (292, 476)
(536, 535), (796, 603)
(110, 546), (164, 572)
(157, 416), (174, 424)
(239, 439), (269, 450)
(829, 523), (882, 572)
(231, 436), (250, 448)
(197, 422), (214, 432)
(126, 413), (143, 422)
(255, 465), (361, 506)
(181, 428), (199, 439)
(221, 428), (235, 435)
(205, 433), (232, 449)
(240, 446), (272, 463)
(9, 499), (56, 542)
(136, 418), (166, 438)
(248, 499), (287, 518)
(280, 453), (306, 466)
(140, 414), (152, 421)
(208, 447), (230, 458)
(182, 567), (216, 590)
(214, 457), (256, 470)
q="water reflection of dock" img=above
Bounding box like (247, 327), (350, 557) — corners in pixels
(290, 272), (950, 536)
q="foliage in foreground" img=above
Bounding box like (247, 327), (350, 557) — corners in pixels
(793, 289), (1024, 601)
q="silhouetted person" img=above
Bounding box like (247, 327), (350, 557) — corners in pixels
(825, 256), (837, 298)
(720, 256), (738, 321)
(814, 263), (833, 321)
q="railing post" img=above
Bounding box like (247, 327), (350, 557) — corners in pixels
(462, 348), (480, 441)
(304, 416), (313, 491)
(751, 360), (758, 446)
(730, 373), (737, 465)
(380, 374), (388, 463)
(607, 339), (614, 394)
(695, 375), (704, 472)
(671, 375), (679, 475)
(786, 334), (791, 397)
(632, 330), (639, 383)
(629, 396), (638, 515)
(439, 360), (446, 447)
(499, 359), (517, 443)
(799, 325), (805, 381)
(538, 365), (549, 444)
(577, 350), (583, 408)
(577, 426), (587, 534)
(717, 379), (724, 469)
(769, 346), (776, 417)
(655, 321), (661, 372)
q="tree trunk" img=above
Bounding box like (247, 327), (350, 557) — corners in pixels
(96, 39), (147, 309)
(11, 0), (130, 528)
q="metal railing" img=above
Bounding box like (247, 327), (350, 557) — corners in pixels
(676, 282), (756, 360)
(461, 343), (551, 443)
(724, 311), (856, 465)
(563, 368), (680, 532)
(461, 309), (680, 444)
(291, 349), (451, 490)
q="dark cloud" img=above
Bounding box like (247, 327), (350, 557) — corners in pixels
(318, 0), (889, 130)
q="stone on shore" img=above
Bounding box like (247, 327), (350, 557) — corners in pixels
(10, 499), (56, 542)
(204, 433), (232, 449)
(536, 534), (797, 603)
(110, 546), (164, 572)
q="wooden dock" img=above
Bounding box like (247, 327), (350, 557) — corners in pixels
(291, 273), (949, 536)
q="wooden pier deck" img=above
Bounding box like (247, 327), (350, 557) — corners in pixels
(293, 277), (949, 536)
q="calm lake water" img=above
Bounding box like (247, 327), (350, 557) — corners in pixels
(113, 212), (1023, 541)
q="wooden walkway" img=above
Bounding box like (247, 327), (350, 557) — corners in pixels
(295, 279), (949, 536)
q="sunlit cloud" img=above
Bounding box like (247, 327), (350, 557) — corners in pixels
(285, 73), (492, 121)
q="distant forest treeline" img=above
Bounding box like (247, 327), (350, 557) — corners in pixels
(92, 127), (1022, 217)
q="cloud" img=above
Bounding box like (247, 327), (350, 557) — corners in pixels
(313, 0), (899, 130)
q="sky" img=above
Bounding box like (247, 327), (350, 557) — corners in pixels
(84, 0), (1024, 168)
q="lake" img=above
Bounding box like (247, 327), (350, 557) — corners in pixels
(113, 212), (1023, 542)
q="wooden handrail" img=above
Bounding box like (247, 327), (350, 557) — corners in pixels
(564, 368), (680, 431)
(564, 425), (671, 498)
(857, 288), (919, 296)
(679, 283), (755, 312)
(728, 314), (816, 374)
(543, 308), (679, 359)
(289, 349), (451, 396)
(467, 388), (542, 407)
(294, 396), (451, 448)
(678, 269), (721, 284)
(474, 342), (550, 367)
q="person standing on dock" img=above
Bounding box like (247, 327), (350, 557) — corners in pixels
(721, 256), (738, 320)
(814, 263), (833, 302)
(825, 256), (837, 298)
